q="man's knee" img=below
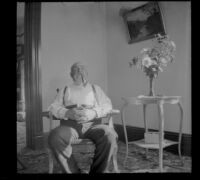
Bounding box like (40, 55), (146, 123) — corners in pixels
(48, 126), (75, 149)
(87, 125), (118, 146)
(48, 127), (61, 149)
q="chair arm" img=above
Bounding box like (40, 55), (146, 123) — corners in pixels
(102, 109), (120, 128)
(42, 111), (49, 118)
(42, 109), (120, 130)
(42, 111), (54, 131)
(109, 109), (120, 115)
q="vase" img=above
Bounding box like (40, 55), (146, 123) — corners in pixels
(149, 77), (155, 96)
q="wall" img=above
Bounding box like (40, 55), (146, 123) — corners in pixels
(41, 2), (108, 132)
(41, 2), (191, 134)
(106, 2), (191, 134)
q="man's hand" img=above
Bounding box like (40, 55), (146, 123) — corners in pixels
(65, 109), (81, 120)
(65, 108), (97, 123)
(76, 108), (97, 123)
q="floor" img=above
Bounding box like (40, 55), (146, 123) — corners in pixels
(17, 121), (191, 173)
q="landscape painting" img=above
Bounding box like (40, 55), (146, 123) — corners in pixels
(122, 2), (166, 44)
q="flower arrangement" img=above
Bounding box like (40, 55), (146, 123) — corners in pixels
(129, 34), (176, 96)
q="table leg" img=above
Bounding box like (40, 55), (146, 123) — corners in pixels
(48, 148), (54, 173)
(158, 101), (164, 172)
(143, 104), (149, 157)
(121, 104), (129, 166)
(177, 102), (184, 165)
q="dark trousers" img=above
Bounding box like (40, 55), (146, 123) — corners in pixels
(48, 119), (118, 173)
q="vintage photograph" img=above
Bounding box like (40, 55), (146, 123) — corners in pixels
(16, 2), (191, 175)
(122, 2), (166, 44)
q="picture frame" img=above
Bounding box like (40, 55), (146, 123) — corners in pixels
(122, 2), (166, 44)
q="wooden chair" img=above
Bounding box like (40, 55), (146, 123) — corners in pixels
(42, 109), (120, 173)
(17, 156), (26, 171)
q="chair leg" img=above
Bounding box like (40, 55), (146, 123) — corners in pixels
(123, 144), (129, 167)
(17, 157), (26, 170)
(112, 151), (120, 173)
(112, 148), (120, 173)
(48, 149), (54, 173)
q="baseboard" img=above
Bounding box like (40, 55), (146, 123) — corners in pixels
(114, 124), (191, 157)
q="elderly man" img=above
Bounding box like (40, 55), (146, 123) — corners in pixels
(48, 62), (118, 173)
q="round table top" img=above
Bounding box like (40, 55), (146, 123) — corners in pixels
(122, 95), (181, 105)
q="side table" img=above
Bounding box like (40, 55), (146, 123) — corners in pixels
(121, 95), (183, 172)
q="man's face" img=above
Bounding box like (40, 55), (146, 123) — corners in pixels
(72, 73), (83, 85)
(71, 64), (88, 86)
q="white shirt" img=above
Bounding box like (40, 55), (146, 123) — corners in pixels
(48, 83), (112, 120)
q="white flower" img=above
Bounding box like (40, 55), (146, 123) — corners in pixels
(142, 56), (152, 68)
(160, 57), (168, 66)
(140, 48), (150, 54)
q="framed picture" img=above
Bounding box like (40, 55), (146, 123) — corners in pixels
(122, 2), (166, 44)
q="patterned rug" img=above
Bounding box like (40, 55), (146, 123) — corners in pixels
(17, 122), (191, 173)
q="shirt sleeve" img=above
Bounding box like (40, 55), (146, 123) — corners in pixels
(92, 84), (112, 118)
(47, 87), (69, 120)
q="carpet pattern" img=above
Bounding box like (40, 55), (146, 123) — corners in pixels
(17, 121), (191, 173)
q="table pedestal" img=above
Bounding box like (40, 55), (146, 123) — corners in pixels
(121, 95), (183, 172)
